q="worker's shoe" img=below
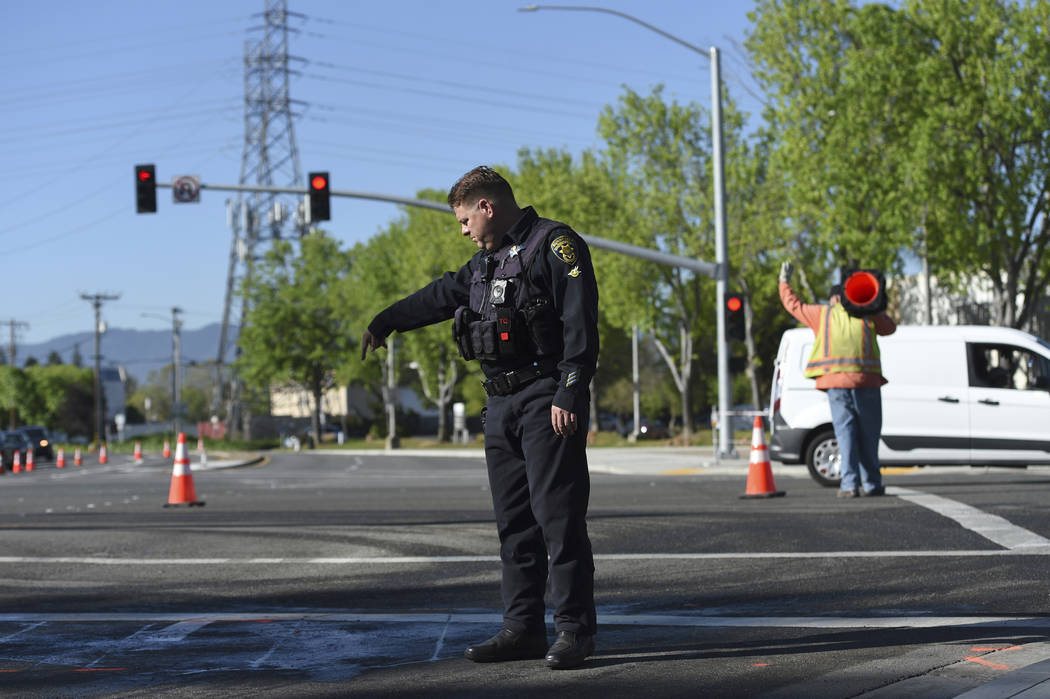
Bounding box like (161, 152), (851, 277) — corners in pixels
(837, 488), (859, 498)
(464, 628), (548, 663)
(544, 631), (595, 670)
(861, 486), (886, 497)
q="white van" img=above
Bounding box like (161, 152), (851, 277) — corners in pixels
(769, 325), (1050, 486)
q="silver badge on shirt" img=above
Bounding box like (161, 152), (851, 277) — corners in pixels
(490, 279), (508, 305)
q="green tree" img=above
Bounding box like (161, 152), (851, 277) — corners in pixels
(342, 189), (484, 441)
(748, 0), (1050, 328)
(21, 364), (94, 430)
(594, 85), (754, 438)
(46, 350), (62, 366)
(238, 232), (355, 446)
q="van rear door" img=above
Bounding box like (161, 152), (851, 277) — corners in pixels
(878, 335), (970, 464)
(967, 342), (1050, 464)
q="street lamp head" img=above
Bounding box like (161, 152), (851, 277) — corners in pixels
(517, 5), (539, 11)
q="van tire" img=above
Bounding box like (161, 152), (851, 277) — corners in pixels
(805, 429), (842, 488)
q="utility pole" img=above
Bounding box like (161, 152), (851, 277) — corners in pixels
(5, 319), (29, 429)
(172, 307), (184, 437)
(80, 293), (120, 446)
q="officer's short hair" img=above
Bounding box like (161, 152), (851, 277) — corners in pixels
(448, 166), (516, 209)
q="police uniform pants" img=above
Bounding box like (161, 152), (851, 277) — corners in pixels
(483, 376), (597, 636)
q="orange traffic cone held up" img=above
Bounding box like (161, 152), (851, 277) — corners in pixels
(164, 432), (204, 507)
(741, 416), (785, 499)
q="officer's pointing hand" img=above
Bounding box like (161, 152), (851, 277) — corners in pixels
(360, 330), (387, 361)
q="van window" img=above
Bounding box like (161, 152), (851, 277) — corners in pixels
(968, 343), (1050, 390)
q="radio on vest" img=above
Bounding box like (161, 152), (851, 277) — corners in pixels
(840, 269), (887, 317)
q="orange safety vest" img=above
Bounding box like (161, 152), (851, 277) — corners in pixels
(804, 304), (882, 378)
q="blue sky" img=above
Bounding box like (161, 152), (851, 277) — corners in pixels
(1, 0), (762, 351)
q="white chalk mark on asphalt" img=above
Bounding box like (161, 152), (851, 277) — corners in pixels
(0, 621), (45, 642)
(430, 615), (452, 661)
(138, 620), (212, 645)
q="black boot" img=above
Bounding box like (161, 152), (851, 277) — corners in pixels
(544, 631), (595, 669)
(464, 628), (548, 663)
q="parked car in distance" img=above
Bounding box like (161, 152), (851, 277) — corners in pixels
(19, 425), (54, 460)
(0, 430), (31, 468)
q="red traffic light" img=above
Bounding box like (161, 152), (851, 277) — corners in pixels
(726, 296), (742, 312)
(138, 169), (153, 182)
(311, 174), (328, 190)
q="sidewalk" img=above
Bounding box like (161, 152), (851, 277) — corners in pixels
(311, 445), (800, 478)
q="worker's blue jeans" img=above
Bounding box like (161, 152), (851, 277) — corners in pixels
(826, 387), (883, 493)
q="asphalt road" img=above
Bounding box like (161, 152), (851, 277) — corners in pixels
(2, 448), (1050, 697)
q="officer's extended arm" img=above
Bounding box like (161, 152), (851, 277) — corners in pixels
(361, 262), (474, 360)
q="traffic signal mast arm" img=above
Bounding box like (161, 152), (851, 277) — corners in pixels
(155, 180), (451, 214)
(150, 178), (719, 276)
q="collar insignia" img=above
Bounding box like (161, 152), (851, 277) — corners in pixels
(568, 266), (581, 278)
(508, 245), (520, 258)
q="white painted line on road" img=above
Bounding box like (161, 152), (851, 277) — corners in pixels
(1, 548), (1048, 567)
(889, 486), (1050, 551)
(1, 611), (1048, 630)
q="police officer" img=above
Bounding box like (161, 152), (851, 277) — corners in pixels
(360, 166), (599, 669)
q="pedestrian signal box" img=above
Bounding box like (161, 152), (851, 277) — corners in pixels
(308, 171), (330, 222)
(726, 293), (746, 341)
(135, 164), (157, 214)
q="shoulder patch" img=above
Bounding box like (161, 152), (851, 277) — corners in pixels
(550, 234), (577, 265)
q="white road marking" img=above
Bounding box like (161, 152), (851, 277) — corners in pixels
(1, 611), (1048, 630)
(889, 486), (1050, 550)
(0, 548), (1048, 567)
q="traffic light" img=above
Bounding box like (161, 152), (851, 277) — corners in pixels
(135, 164), (156, 213)
(725, 293), (746, 342)
(308, 171), (330, 222)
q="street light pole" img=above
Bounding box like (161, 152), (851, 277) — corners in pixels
(519, 4), (734, 456)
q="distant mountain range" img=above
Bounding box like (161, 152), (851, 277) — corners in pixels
(17, 323), (236, 383)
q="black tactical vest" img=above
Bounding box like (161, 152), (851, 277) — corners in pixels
(452, 218), (569, 363)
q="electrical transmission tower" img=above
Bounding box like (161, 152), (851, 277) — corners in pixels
(216, 0), (307, 439)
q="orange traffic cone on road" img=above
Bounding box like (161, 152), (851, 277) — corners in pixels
(197, 437), (204, 452)
(99, 444), (108, 464)
(12, 451), (21, 474)
(74, 447), (83, 467)
(162, 439), (171, 459)
(133, 441), (143, 464)
(741, 416), (785, 499)
(0, 452), (5, 475)
(164, 432), (204, 507)
(56, 447), (66, 468)
(25, 449), (34, 472)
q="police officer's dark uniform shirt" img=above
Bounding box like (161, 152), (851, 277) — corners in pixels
(367, 206), (599, 411)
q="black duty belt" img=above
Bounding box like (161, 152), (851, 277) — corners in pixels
(482, 361), (558, 398)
